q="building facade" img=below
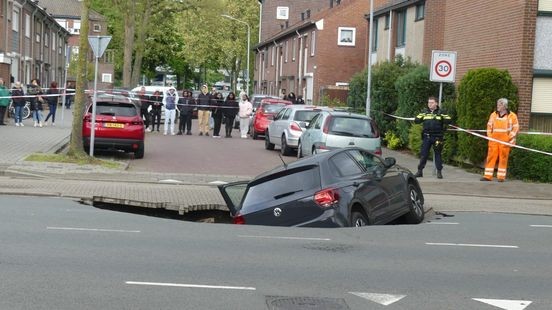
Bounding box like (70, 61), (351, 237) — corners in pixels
(0, 0), (69, 88)
(38, 0), (113, 90)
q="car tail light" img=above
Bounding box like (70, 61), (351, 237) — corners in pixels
(374, 147), (382, 156)
(290, 122), (302, 132)
(233, 213), (245, 225)
(314, 188), (339, 208)
(131, 117), (144, 126)
(322, 116), (332, 134)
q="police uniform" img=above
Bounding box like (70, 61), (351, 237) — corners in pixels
(414, 107), (451, 178)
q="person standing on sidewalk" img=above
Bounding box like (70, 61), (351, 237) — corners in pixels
(150, 90), (163, 132)
(177, 90), (195, 135)
(138, 86), (152, 132)
(44, 81), (59, 126)
(0, 78), (9, 125)
(11, 82), (26, 126)
(238, 93), (253, 139)
(196, 84), (212, 136)
(162, 87), (179, 135)
(223, 92), (238, 138)
(28, 79), (44, 127)
(211, 92), (224, 138)
(480, 98), (519, 182)
(414, 96), (451, 179)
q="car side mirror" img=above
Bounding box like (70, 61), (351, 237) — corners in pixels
(384, 157), (396, 168)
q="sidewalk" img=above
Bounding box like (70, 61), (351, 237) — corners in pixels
(0, 111), (550, 215)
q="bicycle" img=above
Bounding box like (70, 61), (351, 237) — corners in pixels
(8, 100), (32, 120)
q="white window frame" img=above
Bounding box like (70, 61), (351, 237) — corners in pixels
(276, 6), (289, 20)
(93, 24), (101, 32)
(292, 37), (296, 61)
(12, 7), (20, 32)
(102, 73), (112, 83)
(310, 31), (316, 56)
(271, 45), (275, 66)
(337, 27), (356, 46)
(52, 34), (56, 51)
(25, 14), (30, 37)
(44, 32), (49, 47)
(285, 40), (289, 62)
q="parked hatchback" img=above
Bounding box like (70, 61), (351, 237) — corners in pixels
(265, 105), (331, 156)
(250, 98), (292, 139)
(218, 147), (424, 227)
(82, 94), (145, 158)
(298, 111), (381, 158)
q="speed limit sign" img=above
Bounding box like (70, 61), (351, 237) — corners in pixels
(430, 50), (457, 83)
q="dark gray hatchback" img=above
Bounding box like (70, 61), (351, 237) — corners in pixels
(218, 147), (424, 227)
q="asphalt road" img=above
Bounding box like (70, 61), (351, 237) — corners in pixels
(2, 196), (551, 310)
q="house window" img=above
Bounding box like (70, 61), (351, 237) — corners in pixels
(52, 35), (56, 51)
(103, 50), (114, 63)
(292, 37), (296, 61)
(285, 40), (289, 62)
(271, 45), (275, 66)
(277, 6), (289, 20)
(371, 18), (378, 52)
(337, 27), (356, 46)
(12, 8), (20, 32)
(396, 10), (407, 47)
(93, 24), (101, 32)
(44, 33), (49, 47)
(384, 14), (390, 30)
(415, 3), (425, 21)
(310, 31), (316, 56)
(25, 14), (30, 37)
(102, 73), (112, 83)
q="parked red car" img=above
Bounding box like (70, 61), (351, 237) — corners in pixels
(250, 98), (292, 139)
(82, 94), (145, 158)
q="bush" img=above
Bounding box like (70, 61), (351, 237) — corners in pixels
(508, 134), (552, 183)
(408, 124), (423, 156)
(456, 68), (518, 165)
(395, 66), (455, 146)
(384, 131), (403, 150)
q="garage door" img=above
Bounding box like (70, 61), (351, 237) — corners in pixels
(531, 77), (552, 113)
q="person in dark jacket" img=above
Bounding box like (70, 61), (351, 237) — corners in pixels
(223, 92), (239, 138)
(11, 82), (26, 126)
(44, 81), (59, 126)
(138, 86), (152, 132)
(196, 84), (212, 136)
(414, 96), (452, 179)
(211, 92), (225, 138)
(28, 79), (44, 127)
(177, 90), (195, 135)
(150, 90), (163, 132)
(286, 92), (297, 104)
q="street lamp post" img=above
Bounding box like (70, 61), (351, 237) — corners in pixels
(221, 14), (250, 95)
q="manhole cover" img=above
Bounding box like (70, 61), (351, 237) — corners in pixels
(266, 296), (349, 310)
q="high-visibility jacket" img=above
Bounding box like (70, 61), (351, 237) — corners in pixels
(486, 111), (519, 145)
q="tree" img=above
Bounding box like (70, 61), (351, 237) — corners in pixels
(66, 0), (91, 158)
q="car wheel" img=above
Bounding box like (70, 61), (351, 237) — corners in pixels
(134, 143), (145, 159)
(281, 135), (292, 156)
(264, 131), (275, 150)
(351, 210), (369, 227)
(403, 183), (424, 224)
(297, 141), (303, 159)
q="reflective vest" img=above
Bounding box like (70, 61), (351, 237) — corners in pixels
(486, 111), (519, 145)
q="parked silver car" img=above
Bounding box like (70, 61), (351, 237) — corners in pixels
(265, 105), (331, 156)
(297, 111), (382, 158)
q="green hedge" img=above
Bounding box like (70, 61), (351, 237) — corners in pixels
(508, 134), (552, 183)
(456, 68), (518, 165)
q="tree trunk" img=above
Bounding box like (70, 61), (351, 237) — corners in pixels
(67, 0), (90, 158)
(122, 0), (136, 88)
(131, 0), (152, 86)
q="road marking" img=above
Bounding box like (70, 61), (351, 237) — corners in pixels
(530, 225), (552, 228)
(158, 179), (183, 184)
(349, 292), (406, 306)
(238, 235), (331, 241)
(473, 298), (532, 310)
(209, 180), (228, 185)
(126, 281), (256, 291)
(425, 243), (518, 249)
(47, 227), (140, 233)
(426, 222), (459, 225)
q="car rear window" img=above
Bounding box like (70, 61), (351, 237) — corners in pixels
(293, 110), (319, 122)
(329, 117), (375, 137)
(241, 166), (321, 212)
(263, 104), (285, 114)
(91, 102), (138, 117)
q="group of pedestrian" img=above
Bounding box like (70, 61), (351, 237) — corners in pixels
(414, 96), (518, 182)
(138, 85), (252, 138)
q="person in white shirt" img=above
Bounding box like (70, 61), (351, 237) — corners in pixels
(162, 87), (179, 135)
(238, 93), (253, 139)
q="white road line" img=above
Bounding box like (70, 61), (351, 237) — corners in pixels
(530, 225), (552, 228)
(47, 227), (140, 233)
(126, 281), (256, 291)
(426, 242), (518, 249)
(238, 235), (331, 241)
(426, 222), (459, 225)
(473, 298), (532, 310)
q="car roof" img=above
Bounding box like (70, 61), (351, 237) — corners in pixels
(260, 98), (292, 105)
(95, 94), (133, 103)
(284, 105), (331, 111)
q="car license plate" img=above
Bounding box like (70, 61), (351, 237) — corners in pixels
(105, 123), (124, 128)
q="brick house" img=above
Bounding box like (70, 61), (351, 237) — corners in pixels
(368, 0), (552, 132)
(38, 0), (114, 90)
(0, 0), (69, 88)
(254, 0), (369, 104)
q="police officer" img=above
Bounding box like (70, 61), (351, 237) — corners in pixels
(414, 96), (451, 179)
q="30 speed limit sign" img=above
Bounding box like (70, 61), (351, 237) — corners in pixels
(430, 50), (457, 83)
